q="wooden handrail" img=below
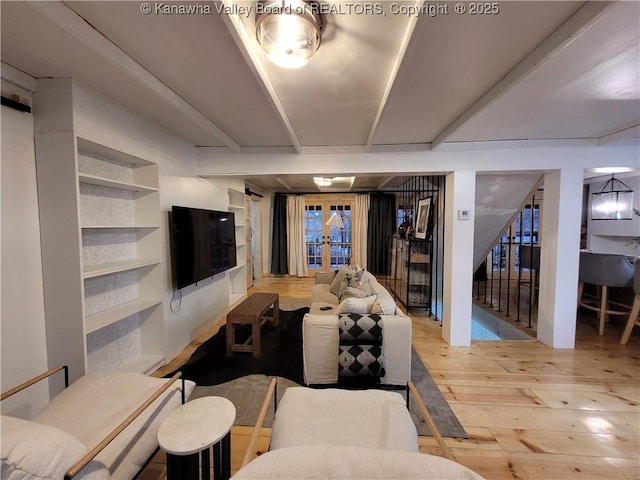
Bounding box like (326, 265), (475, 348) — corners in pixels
(64, 372), (183, 480)
(0, 365), (68, 401)
(240, 377), (277, 468)
(408, 381), (455, 461)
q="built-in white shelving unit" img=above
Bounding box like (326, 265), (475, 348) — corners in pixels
(227, 187), (248, 306)
(35, 128), (165, 378)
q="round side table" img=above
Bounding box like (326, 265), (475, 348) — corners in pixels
(158, 396), (236, 480)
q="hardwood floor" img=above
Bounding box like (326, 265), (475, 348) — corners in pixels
(146, 276), (640, 480)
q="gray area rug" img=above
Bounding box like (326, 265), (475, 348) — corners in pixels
(190, 349), (467, 438)
(278, 297), (310, 311)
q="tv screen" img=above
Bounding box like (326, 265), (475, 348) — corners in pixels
(170, 206), (237, 289)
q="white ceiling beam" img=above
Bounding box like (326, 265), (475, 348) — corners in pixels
(431, 1), (614, 150)
(219, 0), (303, 153)
(376, 176), (396, 189)
(1, 61), (38, 92)
(598, 124), (640, 145)
(275, 177), (294, 191)
(365, 0), (424, 151)
(30, 1), (241, 151)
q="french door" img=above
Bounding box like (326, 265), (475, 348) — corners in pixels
(305, 197), (353, 271)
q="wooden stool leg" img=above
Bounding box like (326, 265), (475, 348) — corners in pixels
(577, 282), (584, 307)
(598, 286), (608, 336)
(621, 296), (640, 345)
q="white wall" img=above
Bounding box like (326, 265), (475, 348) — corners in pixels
(72, 84), (240, 363)
(1, 81), (50, 418)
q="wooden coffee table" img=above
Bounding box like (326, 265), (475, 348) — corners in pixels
(226, 293), (279, 358)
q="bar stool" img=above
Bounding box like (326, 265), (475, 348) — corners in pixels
(577, 252), (634, 336)
(620, 256), (640, 345)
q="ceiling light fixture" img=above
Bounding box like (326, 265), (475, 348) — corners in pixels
(313, 176), (332, 187)
(591, 174), (634, 220)
(255, 0), (323, 69)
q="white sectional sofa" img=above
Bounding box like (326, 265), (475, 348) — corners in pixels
(303, 266), (412, 386)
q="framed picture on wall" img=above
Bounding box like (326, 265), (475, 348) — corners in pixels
(415, 197), (432, 239)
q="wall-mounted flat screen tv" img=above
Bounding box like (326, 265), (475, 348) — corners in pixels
(169, 206), (237, 289)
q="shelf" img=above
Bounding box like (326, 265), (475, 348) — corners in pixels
(117, 354), (165, 375)
(410, 253), (430, 263)
(229, 204), (245, 211)
(77, 137), (154, 168)
(85, 298), (163, 334)
(78, 173), (158, 193)
(81, 225), (159, 230)
(83, 258), (161, 278)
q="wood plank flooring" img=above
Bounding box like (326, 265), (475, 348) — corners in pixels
(145, 275), (639, 480)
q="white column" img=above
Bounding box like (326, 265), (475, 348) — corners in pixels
(442, 169), (476, 346)
(537, 168), (583, 348)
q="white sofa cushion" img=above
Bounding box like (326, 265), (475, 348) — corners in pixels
(310, 283), (339, 305)
(269, 387), (418, 452)
(335, 295), (377, 314)
(34, 373), (194, 480)
(231, 445), (485, 479)
(1, 415), (110, 480)
(371, 295), (397, 315)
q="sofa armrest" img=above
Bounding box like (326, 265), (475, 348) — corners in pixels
(302, 313), (412, 386)
(315, 271), (336, 285)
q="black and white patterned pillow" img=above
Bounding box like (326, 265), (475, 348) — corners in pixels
(338, 313), (383, 342)
(338, 313), (385, 378)
(338, 344), (384, 377)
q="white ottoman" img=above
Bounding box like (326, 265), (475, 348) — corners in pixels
(269, 387), (418, 452)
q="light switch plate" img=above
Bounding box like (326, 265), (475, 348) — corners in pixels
(458, 209), (471, 220)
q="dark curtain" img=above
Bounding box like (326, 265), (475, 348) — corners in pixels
(270, 194), (288, 275)
(367, 193), (396, 276)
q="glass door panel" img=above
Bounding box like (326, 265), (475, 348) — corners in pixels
(328, 204), (351, 269)
(305, 200), (353, 271)
(305, 205), (323, 270)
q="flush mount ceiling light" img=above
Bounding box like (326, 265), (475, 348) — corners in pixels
(591, 174), (634, 220)
(313, 176), (332, 187)
(255, 0), (324, 69)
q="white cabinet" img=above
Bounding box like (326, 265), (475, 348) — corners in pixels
(35, 134), (165, 380)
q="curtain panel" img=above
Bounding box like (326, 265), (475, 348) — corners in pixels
(367, 193), (395, 276)
(287, 195), (308, 277)
(353, 194), (370, 269)
(270, 194), (288, 275)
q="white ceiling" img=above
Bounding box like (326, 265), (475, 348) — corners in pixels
(1, 1), (639, 192)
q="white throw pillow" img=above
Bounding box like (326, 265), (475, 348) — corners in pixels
(1, 416), (109, 480)
(357, 280), (373, 296)
(371, 295), (397, 315)
(340, 286), (369, 300)
(335, 295), (377, 314)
